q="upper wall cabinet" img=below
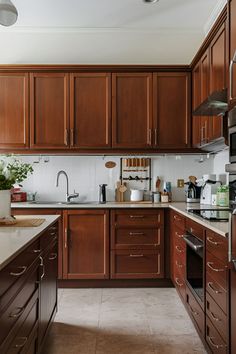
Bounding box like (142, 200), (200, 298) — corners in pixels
(229, 0), (236, 106)
(0, 73), (29, 149)
(192, 62), (202, 146)
(30, 73), (70, 149)
(112, 73), (153, 149)
(70, 73), (111, 148)
(153, 72), (191, 149)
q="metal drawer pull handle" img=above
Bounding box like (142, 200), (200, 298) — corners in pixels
(129, 254), (144, 258)
(39, 256), (45, 279)
(207, 237), (220, 246)
(174, 215), (181, 221)
(9, 307), (25, 318)
(50, 226), (57, 231)
(207, 282), (221, 294)
(189, 305), (199, 316)
(14, 337), (28, 348)
(130, 215), (145, 218)
(208, 336), (225, 349)
(49, 253), (57, 260)
(175, 278), (183, 287)
(129, 232), (144, 236)
(207, 262), (225, 272)
(50, 232), (57, 236)
(10, 266), (27, 276)
(32, 249), (41, 253)
(210, 311), (221, 322)
(175, 261), (183, 268)
(175, 246), (184, 253)
(175, 232), (183, 238)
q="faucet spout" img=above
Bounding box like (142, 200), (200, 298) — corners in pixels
(56, 170), (79, 202)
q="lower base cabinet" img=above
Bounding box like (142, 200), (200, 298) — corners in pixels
(186, 286), (204, 337)
(206, 317), (227, 354)
(0, 220), (58, 354)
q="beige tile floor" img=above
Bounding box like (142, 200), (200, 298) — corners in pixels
(44, 288), (207, 354)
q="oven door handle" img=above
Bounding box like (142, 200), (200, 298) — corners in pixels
(183, 235), (203, 252)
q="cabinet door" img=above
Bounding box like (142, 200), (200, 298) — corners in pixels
(63, 210), (109, 279)
(153, 72), (190, 149)
(192, 62), (202, 146)
(229, 0), (236, 106)
(112, 73), (152, 148)
(209, 23), (226, 140)
(39, 241), (58, 346)
(0, 73), (29, 149)
(30, 73), (69, 149)
(70, 73), (111, 148)
(200, 50), (212, 145)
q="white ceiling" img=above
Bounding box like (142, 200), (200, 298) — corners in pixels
(0, 0), (227, 64)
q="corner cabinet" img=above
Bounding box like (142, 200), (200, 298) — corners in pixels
(30, 73), (70, 149)
(0, 73), (29, 150)
(70, 73), (111, 148)
(112, 72), (153, 149)
(153, 72), (191, 149)
(63, 209), (109, 279)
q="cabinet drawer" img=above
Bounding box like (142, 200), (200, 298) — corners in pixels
(0, 263), (39, 345)
(174, 237), (186, 257)
(206, 293), (227, 343)
(40, 222), (58, 250)
(111, 227), (163, 250)
(186, 219), (204, 240)
(0, 291), (39, 354)
(186, 286), (204, 336)
(206, 230), (227, 263)
(0, 239), (40, 307)
(172, 212), (185, 230)
(111, 250), (163, 279)
(206, 252), (228, 291)
(206, 273), (227, 314)
(173, 267), (186, 300)
(206, 316), (227, 354)
(173, 225), (185, 243)
(112, 210), (163, 227)
(174, 249), (186, 271)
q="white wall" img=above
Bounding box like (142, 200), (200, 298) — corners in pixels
(213, 149), (229, 175)
(16, 154), (214, 202)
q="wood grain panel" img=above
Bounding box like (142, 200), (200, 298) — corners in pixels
(153, 72), (190, 148)
(112, 73), (152, 148)
(30, 73), (69, 149)
(70, 73), (111, 148)
(0, 73), (29, 149)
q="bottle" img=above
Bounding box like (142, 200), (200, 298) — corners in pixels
(217, 185), (229, 207)
(99, 184), (107, 204)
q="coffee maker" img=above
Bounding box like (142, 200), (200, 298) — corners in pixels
(185, 182), (201, 203)
(199, 174), (222, 205)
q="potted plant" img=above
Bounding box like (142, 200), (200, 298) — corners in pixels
(0, 156), (33, 219)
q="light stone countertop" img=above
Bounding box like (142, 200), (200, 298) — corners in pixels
(0, 215), (60, 271)
(11, 201), (229, 238)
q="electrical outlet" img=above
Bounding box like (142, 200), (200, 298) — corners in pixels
(177, 179), (185, 188)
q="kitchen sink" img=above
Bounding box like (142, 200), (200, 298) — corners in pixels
(29, 201), (98, 205)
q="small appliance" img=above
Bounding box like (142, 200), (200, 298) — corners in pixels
(185, 182), (201, 203)
(199, 174), (222, 205)
(99, 184), (107, 204)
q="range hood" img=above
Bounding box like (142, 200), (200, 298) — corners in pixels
(192, 88), (228, 116)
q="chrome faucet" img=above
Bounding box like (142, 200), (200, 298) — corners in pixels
(56, 170), (79, 202)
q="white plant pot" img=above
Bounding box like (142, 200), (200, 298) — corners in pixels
(0, 190), (11, 218)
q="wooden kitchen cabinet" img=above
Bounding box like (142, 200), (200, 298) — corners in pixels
(110, 209), (164, 279)
(70, 73), (111, 148)
(112, 72), (153, 148)
(0, 73), (29, 150)
(30, 73), (70, 149)
(209, 22), (227, 141)
(0, 220), (59, 354)
(38, 238), (58, 349)
(229, 0), (236, 107)
(12, 208), (63, 280)
(63, 209), (109, 279)
(192, 61), (202, 146)
(153, 72), (191, 149)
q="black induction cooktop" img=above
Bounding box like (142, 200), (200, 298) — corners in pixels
(187, 208), (229, 221)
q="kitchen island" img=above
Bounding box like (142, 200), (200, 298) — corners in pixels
(0, 215), (59, 354)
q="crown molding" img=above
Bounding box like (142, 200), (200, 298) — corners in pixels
(0, 26), (202, 35)
(204, 0), (227, 35)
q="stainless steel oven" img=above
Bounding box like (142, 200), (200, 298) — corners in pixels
(183, 232), (204, 301)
